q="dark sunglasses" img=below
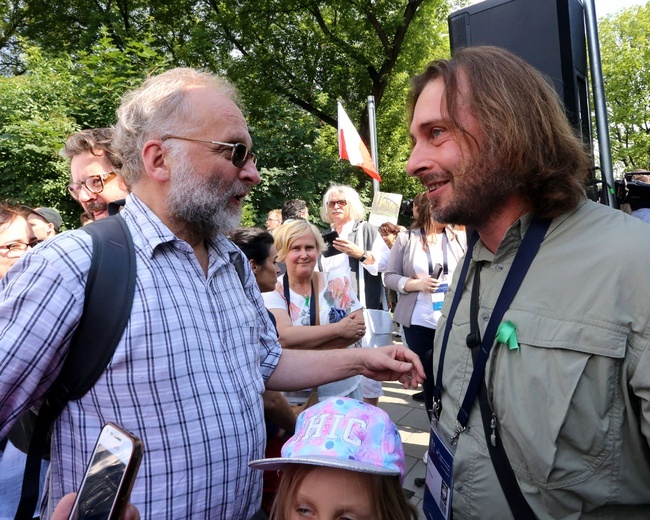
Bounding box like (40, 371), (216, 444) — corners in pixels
(162, 135), (257, 168)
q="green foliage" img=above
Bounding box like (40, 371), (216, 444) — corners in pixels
(2, 0), (454, 225)
(0, 35), (168, 228)
(599, 3), (650, 174)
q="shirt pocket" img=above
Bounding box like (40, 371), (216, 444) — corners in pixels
(490, 309), (627, 490)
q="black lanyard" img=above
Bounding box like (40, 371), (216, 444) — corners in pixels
(422, 228), (449, 276)
(433, 217), (551, 436)
(283, 273), (316, 326)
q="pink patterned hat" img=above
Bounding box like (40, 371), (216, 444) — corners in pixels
(249, 397), (406, 483)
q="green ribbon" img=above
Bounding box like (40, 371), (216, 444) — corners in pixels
(496, 321), (519, 351)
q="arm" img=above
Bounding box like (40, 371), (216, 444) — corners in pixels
(0, 237), (88, 435)
(331, 223), (389, 276)
(384, 231), (439, 295)
(266, 344), (425, 392)
(270, 308), (365, 350)
(384, 232), (410, 291)
(364, 231), (391, 274)
(262, 390), (296, 434)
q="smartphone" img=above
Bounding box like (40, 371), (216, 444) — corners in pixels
(431, 263), (444, 279)
(322, 229), (339, 246)
(68, 422), (143, 520)
(321, 229), (342, 257)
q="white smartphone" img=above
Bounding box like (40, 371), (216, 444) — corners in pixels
(68, 422), (143, 520)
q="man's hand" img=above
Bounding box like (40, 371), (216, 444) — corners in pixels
(333, 238), (365, 260)
(359, 344), (426, 389)
(52, 493), (140, 520)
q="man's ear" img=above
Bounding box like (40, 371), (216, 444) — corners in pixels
(249, 259), (259, 274)
(141, 140), (171, 183)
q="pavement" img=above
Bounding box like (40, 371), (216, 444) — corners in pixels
(378, 379), (430, 519)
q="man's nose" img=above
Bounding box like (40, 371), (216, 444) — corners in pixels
(77, 186), (98, 202)
(240, 160), (261, 186)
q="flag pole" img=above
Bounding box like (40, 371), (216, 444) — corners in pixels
(367, 96), (380, 194)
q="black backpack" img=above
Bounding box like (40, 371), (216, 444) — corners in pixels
(12, 214), (137, 519)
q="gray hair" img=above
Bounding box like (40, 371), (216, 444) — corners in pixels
(320, 185), (366, 223)
(114, 67), (241, 189)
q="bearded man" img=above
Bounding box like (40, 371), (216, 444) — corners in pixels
(407, 46), (650, 519)
(0, 68), (424, 519)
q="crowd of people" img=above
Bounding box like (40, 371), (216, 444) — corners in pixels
(1, 45), (650, 520)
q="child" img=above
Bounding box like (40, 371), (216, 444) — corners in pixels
(250, 397), (418, 520)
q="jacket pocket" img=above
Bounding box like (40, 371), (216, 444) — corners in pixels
(489, 309), (627, 489)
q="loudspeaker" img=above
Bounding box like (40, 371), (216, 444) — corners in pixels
(448, 0), (591, 147)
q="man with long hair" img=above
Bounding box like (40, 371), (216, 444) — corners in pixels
(407, 46), (650, 518)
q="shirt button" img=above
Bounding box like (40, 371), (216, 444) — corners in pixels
(496, 263), (504, 271)
(482, 313), (490, 321)
(466, 425), (471, 433)
(457, 484), (464, 492)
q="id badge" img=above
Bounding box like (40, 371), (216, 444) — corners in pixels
(423, 417), (456, 520)
(432, 274), (449, 312)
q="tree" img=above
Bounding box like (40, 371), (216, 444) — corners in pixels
(0, 0), (29, 74)
(3, 1), (457, 224)
(599, 3), (650, 173)
(0, 35), (168, 228)
(15, 1), (450, 188)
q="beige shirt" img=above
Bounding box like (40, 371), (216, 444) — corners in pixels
(435, 200), (650, 519)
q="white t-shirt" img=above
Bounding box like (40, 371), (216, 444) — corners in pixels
(411, 235), (459, 329)
(263, 271), (362, 401)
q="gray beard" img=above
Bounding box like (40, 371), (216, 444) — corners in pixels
(166, 153), (244, 241)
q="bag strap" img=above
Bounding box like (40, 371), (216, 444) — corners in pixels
(312, 272), (320, 326)
(468, 264), (536, 520)
(15, 214), (136, 520)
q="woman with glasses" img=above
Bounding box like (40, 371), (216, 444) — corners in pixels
(265, 209), (283, 232)
(0, 202), (39, 279)
(0, 201), (47, 518)
(318, 185), (391, 406)
(262, 219), (366, 405)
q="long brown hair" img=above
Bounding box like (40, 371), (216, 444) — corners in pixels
(408, 46), (591, 219)
(410, 191), (437, 236)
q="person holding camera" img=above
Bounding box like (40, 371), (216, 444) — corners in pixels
(317, 185), (391, 406)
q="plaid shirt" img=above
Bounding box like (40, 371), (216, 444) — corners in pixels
(0, 194), (282, 519)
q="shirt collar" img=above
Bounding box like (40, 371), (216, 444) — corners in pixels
(120, 194), (239, 264)
(472, 199), (587, 264)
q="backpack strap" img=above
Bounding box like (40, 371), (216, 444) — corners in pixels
(15, 214), (136, 520)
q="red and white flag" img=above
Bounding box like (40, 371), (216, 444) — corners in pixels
(338, 102), (381, 182)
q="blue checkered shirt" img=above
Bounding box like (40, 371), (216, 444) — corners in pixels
(0, 194), (282, 519)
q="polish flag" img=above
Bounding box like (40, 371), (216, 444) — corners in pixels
(338, 102), (381, 182)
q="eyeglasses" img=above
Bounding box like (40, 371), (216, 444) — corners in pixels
(162, 135), (257, 168)
(327, 200), (347, 209)
(67, 172), (116, 200)
(0, 239), (42, 258)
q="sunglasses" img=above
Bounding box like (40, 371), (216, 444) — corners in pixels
(327, 200), (347, 209)
(162, 135), (257, 168)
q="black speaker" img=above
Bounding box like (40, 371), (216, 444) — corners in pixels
(448, 0), (592, 147)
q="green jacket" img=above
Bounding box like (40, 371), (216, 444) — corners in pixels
(435, 200), (650, 519)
